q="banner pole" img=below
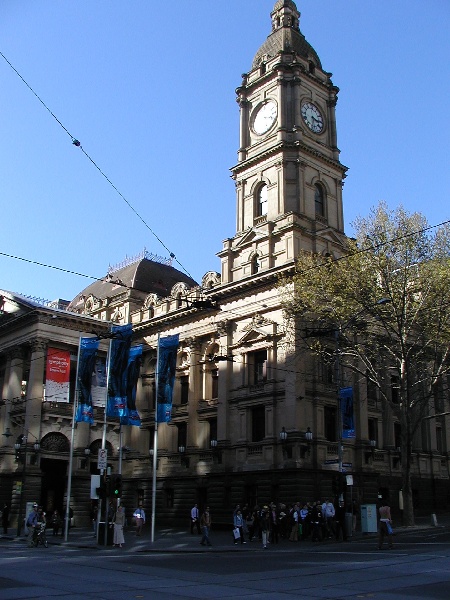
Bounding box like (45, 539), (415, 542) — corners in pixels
(151, 332), (160, 543)
(64, 336), (82, 542)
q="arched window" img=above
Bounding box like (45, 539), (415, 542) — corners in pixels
(257, 184), (268, 217)
(314, 183), (325, 217)
(252, 254), (260, 274)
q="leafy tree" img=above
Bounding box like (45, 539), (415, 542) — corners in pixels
(280, 202), (450, 525)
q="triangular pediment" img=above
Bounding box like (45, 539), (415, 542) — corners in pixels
(233, 226), (267, 249)
(233, 313), (278, 348)
(316, 227), (346, 246)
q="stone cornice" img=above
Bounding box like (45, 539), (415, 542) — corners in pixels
(231, 140), (347, 178)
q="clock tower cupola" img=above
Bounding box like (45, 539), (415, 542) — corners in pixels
(218, 0), (347, 284)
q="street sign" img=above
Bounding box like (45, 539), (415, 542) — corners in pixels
(342, 462), (353, 468)
(97, 449), (107, 470)
(324, 459), (339, 464)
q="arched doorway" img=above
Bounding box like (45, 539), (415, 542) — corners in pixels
(40, 433), (70, 514)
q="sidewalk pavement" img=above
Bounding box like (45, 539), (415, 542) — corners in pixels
(2, 513), (449, 553)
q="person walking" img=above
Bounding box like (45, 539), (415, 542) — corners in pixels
(199, 506), (212, 546)
(310, 501), (323, 542)
(321, 498), (336, 539)
(133, 503), (146, 536)
(259, 506), (270, 549)
(289, 503), (300, 542)
(26, 504), (39, 547)
(378, 500), (394, 550)
(50, 510), (62, 536)
(190, 503), (200, 534)
(233, 508), (246, 544)
(113, 505), (125, 548)
(334, 500), (347, 542)
(269, 504), (279, 544)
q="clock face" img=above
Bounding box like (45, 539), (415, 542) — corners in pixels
(301, 102), (324, 133)
(252, 100), (277, 135)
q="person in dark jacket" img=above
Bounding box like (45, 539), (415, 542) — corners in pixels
(310, 501), (323, 542)
(259, 506), (270, 549)
(334, 500), (347, 541)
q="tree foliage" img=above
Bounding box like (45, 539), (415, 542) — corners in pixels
(280, 202), (450, 525)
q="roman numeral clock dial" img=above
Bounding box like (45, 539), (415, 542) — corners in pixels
(252, 100), (277, 135)
(301, 102), (324, 133)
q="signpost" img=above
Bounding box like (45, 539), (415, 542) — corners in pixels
(97, 449), (107, 471)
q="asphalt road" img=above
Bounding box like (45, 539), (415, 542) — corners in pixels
(1, 527), (450, 599)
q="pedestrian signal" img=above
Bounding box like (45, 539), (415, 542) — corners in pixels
(112, 474), (122, 497)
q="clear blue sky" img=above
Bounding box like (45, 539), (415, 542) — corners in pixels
(1, 1), (449, 303)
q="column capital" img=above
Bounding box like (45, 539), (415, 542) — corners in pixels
(28, 338), (48, 354)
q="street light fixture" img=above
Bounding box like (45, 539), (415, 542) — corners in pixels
(301, 427), (313, 458)
(14, 433), (41, 537)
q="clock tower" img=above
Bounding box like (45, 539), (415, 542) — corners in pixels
(218, 0), (347, 284)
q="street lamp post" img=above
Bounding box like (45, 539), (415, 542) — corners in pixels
(15, 436), (28, 537)
(14, 434), (40, 537)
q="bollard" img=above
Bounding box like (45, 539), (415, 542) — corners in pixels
(431, 513), (438, 527)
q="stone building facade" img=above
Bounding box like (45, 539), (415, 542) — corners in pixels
(1, 1), (448, 529)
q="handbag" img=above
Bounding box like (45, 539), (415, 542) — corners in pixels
(386, 522), (393, 535)
(233, 527), (241, 540)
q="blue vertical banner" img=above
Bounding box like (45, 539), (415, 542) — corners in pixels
(120, 345), (143, 427)
(156, 334), (179, 423)
(340, 386), (355, 439)
(76, 337), (100, 424)
(106, 323), (133, 418)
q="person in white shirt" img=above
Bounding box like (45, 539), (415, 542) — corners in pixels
(133, 503), (146, 536)
(321, 499), (336, 539)
(190, 504), (200, 534)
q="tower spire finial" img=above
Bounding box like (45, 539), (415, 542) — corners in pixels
(271, 0), (300, 32)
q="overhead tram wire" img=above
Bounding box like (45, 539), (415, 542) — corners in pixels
(2, 213), (450, 311)
(0, 51), (193, 281)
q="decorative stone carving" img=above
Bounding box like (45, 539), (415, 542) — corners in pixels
(216, 320), (230, 336)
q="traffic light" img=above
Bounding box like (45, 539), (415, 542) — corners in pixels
(111, 474), (122, 498)
(104, 475), (111, 497)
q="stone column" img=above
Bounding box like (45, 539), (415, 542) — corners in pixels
(186, 339), (201, 449)
(25, 339), (47, 445)
(2, 348), (24, 447)
(277, 70), (287, 142)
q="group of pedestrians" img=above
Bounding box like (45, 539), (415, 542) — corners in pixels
(24, 501), (147, 548)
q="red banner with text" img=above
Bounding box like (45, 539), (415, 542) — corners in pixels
(45, 348), (71, 403)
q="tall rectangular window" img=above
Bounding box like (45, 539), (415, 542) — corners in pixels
(211, 369), (218, 399)
(177, 422), (187, 449)
(180, 375), (189, 405)
(368, 418), (378, 443)
(251, 405), (265, 442)
(394, 422), (401, 450)
(209, 418), (217, 446)
(319, 358), (334, 385)
(367, 374), (377, 403)
(249, 350), (267, 385)
(324, 406), (337, 442)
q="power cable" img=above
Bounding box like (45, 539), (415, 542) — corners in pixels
(0, 51), (193, 280)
